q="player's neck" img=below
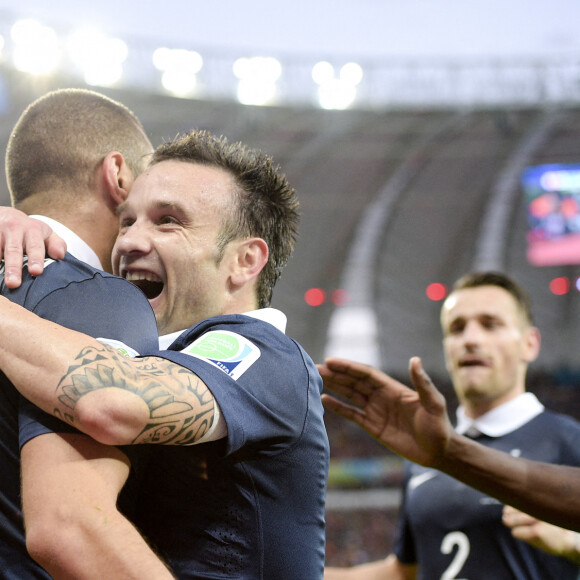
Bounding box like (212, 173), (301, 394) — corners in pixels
(45, 206), (117, 273)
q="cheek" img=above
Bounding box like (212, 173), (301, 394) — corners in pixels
(443, 343), (458, 368)
(501, 350), (521, 373)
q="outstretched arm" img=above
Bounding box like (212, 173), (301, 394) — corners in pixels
(0, 296), (225, 446)
(319, 356), (580, 531)
(0, 207), (66, 287)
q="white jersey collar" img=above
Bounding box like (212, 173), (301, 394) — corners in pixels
(30, 215), (103, 270)
(455, 392), (544, 437)
(243, 307), (287, 333)
(157, 308), (287, 350)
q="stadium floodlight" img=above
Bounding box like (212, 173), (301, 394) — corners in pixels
(11, 19), (60, 75)
(233, 56), (282, 106)
(67, 28), (128, 86)
(312, 61), (334, 85)
(153, 47), (203, 97)
(340, 62), (363, 86)
(317, 77), (357, 110)
(236, 78), (277, 106)
(312, 60), (363, 110)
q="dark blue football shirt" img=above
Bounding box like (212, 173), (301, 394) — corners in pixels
(132, 311), (329, 579)
(395, 408), (580, 579)
(0, 251), (158, 579)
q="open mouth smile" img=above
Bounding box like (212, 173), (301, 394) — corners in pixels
(124, 271), (164, 300)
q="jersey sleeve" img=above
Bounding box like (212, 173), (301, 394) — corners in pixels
(19, 273), (159, 449)
(142, 317), (315, 458)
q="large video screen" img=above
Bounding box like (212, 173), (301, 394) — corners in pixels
(522, 163), (580, 266)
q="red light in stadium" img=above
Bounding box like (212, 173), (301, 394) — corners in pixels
(304, 288), (326, 306)
(549, 277), (570, 295)
(426, 282), (447, 301)
(331, 288), (350, 306)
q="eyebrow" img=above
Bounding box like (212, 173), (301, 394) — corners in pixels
(116, 199), (187, 217)
(447, 312), (504, 328)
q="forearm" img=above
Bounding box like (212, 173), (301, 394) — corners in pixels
(437, 433), (580, 531)
(0, 296), (221, 445)
(31, 509), (176, 580)
(22, 433), (175, 579)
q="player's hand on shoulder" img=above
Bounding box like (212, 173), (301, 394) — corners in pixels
(0, 207), (66, 288)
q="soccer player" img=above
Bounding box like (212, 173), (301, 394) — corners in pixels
(324, 272), (580, 579)
(0, 89), (174, 578)
(0, 129), (329, 579)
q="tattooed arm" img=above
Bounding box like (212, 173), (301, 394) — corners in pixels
(0, 296), (226, 445)
(61, 346), (225, 445)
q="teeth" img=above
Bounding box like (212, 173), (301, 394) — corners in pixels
(125, 271), (162, 283)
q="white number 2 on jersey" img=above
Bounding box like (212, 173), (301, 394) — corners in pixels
(440, 531), (470, 580)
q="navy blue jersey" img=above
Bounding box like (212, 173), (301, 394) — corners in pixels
(133, 313), (329, 580)
(395, 410), (580, 580)
(0, 253), (158, 578)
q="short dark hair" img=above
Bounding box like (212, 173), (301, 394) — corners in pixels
(450, 271), (534, 325)
(6, 88), (152, 207)
(151, 130), (300, 308)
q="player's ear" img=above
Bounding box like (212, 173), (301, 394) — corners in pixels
(228, 238), (269, 287)
(522, 326), (541, 363)
(101, 151), (134, 209)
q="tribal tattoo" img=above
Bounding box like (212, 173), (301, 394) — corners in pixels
(54, 344), (216, 445)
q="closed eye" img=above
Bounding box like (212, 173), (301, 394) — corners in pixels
(158, 215), (181, 225)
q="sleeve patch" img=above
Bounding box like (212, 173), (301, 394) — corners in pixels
(96, 337), (139, 358)
(179, 330), (261, 379)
